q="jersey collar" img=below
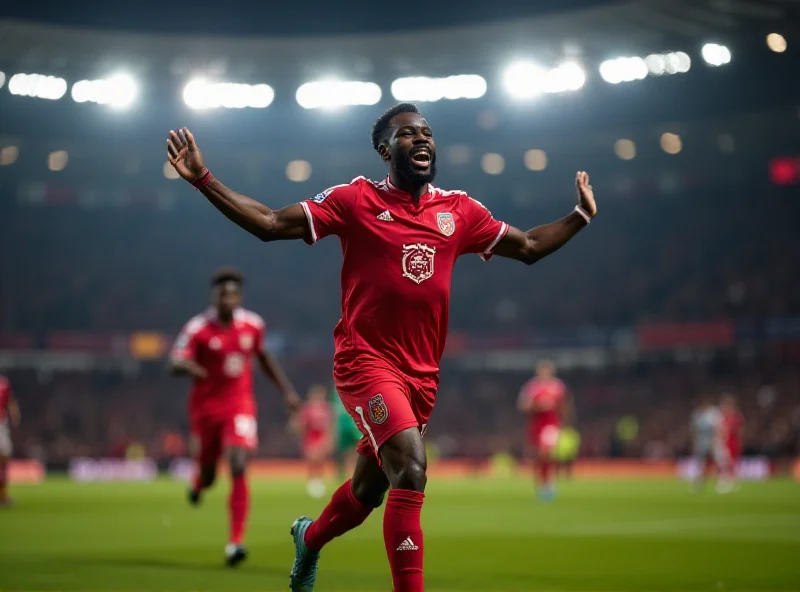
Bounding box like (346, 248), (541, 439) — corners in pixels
(384, 176), (434, 204)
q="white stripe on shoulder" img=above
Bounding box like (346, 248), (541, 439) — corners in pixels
(184, 313), (210, 336)
(433, 186), (469, 197)
(235, 308), (265, 329)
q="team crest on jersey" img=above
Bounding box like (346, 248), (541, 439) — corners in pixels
(368, 394), (389, 425)
(239, 333), (254, 351)
(209, 336), (222, 350)
(437, 212), (455, 237)
(402, 243), (436, 284)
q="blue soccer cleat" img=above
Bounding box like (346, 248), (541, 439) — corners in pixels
(289, 516), (320, 591)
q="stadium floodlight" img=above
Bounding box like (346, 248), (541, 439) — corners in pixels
(545, 62), (586, 93)
(295, 80), (382, 109)
(182, 78), (275, 110)
(0, 71), (5, 89)
(645, 52), (691, 76)
(766, 33), (787, 54)
(8, 73), (67, 100)
(503, 62), (546, 98)
(71, 73), (139, 108)
(598, 57), (648, 84)
(701, 43), (731, 66)
(390, 75), (487, 102)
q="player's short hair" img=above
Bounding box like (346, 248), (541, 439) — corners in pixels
(371, 103), (421, 152)
(211, 267), (244, 288)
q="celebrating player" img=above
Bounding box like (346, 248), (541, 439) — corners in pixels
(718, 394), (745, 493)
(294, 384), (333, 499)
(170, 268), (299, 566)
(518, 360), (571, 500)
(0, 375), (21, 507)
(166, 102), (597, 591)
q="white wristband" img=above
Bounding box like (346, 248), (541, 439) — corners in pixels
(574, 205), (591, 224)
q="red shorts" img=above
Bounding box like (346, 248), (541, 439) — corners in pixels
(303, 433), (331, 459)
(190, 412), (258, 465)
(726, 439), (741, 465)
(528, 422), (561, 454)
(334, 356), (436, 460)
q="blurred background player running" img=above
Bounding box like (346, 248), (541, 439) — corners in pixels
(518, 360), (572, 500)
(293, 385), (333, 499)
(170, 268), (299, 565)
(690, 396), (724, 494)
(0, 375), (21, 507)
(718, 394), (746, 493)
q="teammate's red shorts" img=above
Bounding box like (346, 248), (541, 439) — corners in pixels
(190, 411), (258, 465)
(334, 355), (436, 460)
(528, 421), (561, 455)
(303, 432), (331, 459)
(726, 438), (741, 466)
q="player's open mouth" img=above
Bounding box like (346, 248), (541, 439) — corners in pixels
(410, 149), (432, 167)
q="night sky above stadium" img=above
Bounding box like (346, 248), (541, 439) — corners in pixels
(3, 0), (613, 35)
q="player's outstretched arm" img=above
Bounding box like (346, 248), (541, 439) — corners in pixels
(256, 348), (301, 412)
(167, 128), (309, 242)
(493, 172), (597, 265)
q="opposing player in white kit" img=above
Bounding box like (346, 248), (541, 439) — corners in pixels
(0, 375), (21, 507)
(690, 397), (724, 493)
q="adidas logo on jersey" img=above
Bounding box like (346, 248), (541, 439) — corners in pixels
(396, 537), (419, 551)
(377, 210), (394, 222)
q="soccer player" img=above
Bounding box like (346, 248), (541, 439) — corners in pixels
(166, 102), (597, 591)
(294, 384), (333, 499)
(170, 268), (299, 566)
(718, 394), (745, 493)
(690, 396), (723, 493)
(0, 375), (20, 507)
(518, 360), (571, 500)
(331, 385), (363, 482)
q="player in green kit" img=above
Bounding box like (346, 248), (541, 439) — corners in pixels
(331, 387), (362, 482)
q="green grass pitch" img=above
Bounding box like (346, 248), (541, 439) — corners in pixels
(1, 476), (798, 591)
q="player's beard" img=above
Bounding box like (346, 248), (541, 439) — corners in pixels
(394, 149), (437, 187)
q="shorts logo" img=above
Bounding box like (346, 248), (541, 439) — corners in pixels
(437, 212), (455, 237)
(368, 394), (389, 425)
(402, 243), (435, 285)
(239, 333), (253, 351)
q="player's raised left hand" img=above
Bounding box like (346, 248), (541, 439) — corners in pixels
(167, 127), (206, 183)
(576, 171), (597, 218)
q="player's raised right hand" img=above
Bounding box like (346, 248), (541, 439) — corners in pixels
(167, 127), (206, 183)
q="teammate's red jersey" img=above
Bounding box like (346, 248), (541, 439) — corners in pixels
(301, 401), (333, 440)
(721, 409), (744, 448)
(171, 308), (264, 420)
(520, 377), (567, 429)
(301, 176), (508, 382)
(0, 376), (10, 423)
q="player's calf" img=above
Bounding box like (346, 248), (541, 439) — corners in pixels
(380, 428), (427, 592)
(226, 446), (250, 563)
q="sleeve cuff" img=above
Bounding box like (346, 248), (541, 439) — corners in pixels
(300, 201), (318, 245)
(478, 222), (509, 262)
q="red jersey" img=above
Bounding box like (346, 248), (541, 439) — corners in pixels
(301, 176), (508, 379)
(721, 409), (744, 446)
(301, 401), (332, 439)
(0, 376), (10, 423)
(520, 377), (566, 428)
(171, 307), (264, 420)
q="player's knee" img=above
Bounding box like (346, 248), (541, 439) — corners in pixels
(351, 478), (388, 508)
(387, 455), (427, 492)
(228, 448), (247, 477)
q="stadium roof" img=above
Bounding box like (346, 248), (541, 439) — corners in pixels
(0, 0), (797, 78)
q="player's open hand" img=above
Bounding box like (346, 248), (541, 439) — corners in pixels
(576, 171), (597, 218)
(167, 127), (206, 182)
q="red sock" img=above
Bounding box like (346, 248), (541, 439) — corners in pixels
(228, 474), (249, 545)
(304, 479), (373, 551)
(384, 489), (425, 592)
